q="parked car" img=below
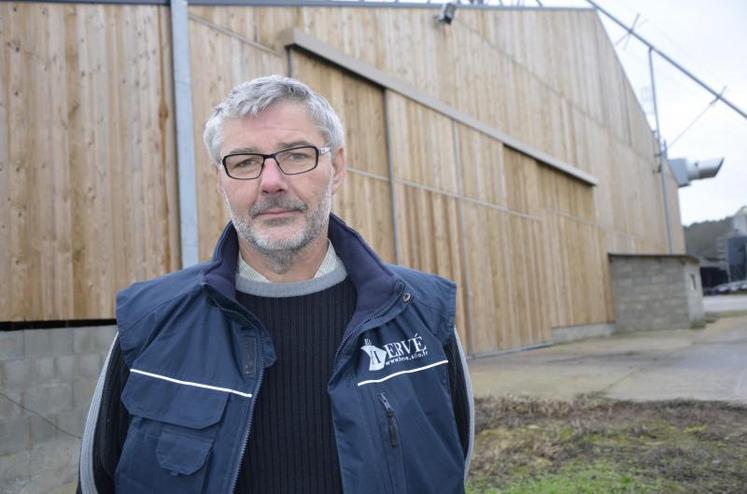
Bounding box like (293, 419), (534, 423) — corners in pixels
(715, 283), (731, 294)
(713, 282), (747, 294)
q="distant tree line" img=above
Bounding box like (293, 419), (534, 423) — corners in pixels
(684, 217), (733, 260)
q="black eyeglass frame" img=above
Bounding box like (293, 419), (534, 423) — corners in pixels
(220, 145), (332, 180)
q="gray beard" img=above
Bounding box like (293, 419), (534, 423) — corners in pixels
(224, 182), (333, 275)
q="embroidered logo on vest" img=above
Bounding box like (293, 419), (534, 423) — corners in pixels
(361, 334), (429, 372)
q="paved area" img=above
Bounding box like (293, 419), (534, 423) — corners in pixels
(469, 314), (747, 404)
(704, 293), (747, 313)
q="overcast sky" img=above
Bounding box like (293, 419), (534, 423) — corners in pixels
(537, 0), (747, 226)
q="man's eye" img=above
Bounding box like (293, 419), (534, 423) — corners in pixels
(235, 158), (261, 168)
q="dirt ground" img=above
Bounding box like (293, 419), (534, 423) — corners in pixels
(467, 396), (747, 493)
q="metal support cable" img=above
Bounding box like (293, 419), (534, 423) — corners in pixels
(586, 0), (747, 122)
(668, 89), (724, 150)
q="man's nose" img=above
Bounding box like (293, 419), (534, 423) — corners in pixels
(259, 158), (288, 193)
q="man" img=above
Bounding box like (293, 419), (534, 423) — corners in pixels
(78, 75), (473, 493)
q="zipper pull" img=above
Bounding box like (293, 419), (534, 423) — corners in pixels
(378, 393), (399, 448)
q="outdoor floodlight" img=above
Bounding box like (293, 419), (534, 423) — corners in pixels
(668, 157), (724, 187)
(436, 2), (458, 25)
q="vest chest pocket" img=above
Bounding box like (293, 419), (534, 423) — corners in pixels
(116, 371), (230, 493)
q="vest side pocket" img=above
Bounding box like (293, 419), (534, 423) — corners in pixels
(156, 427), (213, 475)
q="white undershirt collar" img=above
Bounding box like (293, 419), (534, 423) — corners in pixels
(237, 240), (340, 283)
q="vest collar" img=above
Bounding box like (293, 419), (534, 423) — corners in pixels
(202, 215), (401, 324)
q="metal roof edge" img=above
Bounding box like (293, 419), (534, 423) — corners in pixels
(11, 0), (594, 10)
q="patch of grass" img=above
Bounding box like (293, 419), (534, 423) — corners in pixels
(710, 309), (747, 319)
(468, 461), (660, 494)
(468, 396), (747, 493)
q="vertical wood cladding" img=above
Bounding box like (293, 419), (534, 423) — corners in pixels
(2, 3), (179, 320)
(2, 3), (682, 354)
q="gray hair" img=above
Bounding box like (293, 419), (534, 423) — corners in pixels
(203, 75), (345, 165)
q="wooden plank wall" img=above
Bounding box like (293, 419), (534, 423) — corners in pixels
(184, 5), (678, 353)
(288, 52), (396, 263)
(2, 3), (684, 355)
(1, 3), (179, 321)
(187, 10), (288, 258)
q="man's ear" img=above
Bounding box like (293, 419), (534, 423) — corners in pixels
(330, 146), (347, 194)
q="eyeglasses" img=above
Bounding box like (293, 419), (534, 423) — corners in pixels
(221, 145), (331, 180)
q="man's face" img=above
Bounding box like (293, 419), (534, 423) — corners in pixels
(215, 102), (345, 255)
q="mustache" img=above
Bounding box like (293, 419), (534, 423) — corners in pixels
(249, 196), (308, 218)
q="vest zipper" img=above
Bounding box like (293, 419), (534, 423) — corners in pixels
(332, 285), (404, 371)
(206, 293), (266, 494)
(377, 393), (399, 448)
(229, 355), (264, 493)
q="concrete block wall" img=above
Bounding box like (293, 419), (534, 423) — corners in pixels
(552, 322), (616, 343)
(0, 326), (116, 492)
(609, 255), (705, 332)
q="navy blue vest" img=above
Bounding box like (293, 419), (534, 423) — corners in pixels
(114, 215), (466, 493)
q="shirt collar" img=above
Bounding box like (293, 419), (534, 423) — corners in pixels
(236, 240), (340, 283)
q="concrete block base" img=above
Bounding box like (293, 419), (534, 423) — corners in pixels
(0, 325), (115, 493)
(552, 323), (616, 343)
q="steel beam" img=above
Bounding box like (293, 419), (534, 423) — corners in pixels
(171, 0), (200, 266)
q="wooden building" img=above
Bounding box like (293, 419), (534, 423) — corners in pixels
(0, 1), (685, 355)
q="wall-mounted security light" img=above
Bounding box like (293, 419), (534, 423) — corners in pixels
(436, 2), (458, 25)
(668, 157), (724, 187)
